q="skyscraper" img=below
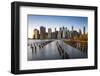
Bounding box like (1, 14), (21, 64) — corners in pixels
(48, 28), (52, 39)
(60, 27), (62, 31)
(83, 26), (85, 35)
(57, 31), (61, 39)
(55, 28), (58, 39)
(33, 29), (39, 39)
(71, 26), (74, 38)
(40, 26), (46, 39)
(66, 30), (71, 39)
(79, 29), (82, 37)
(72, 26), (74, 31)
(62, 27), (66, 38)
(65, 27), (68, 38)
(57, 28), (62, 39)
(55, 28), (56, 31)
(79, 29), (82, 35)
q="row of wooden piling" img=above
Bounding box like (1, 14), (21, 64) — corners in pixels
(29, 40), (53, 54)
(56, 41), (69, 59)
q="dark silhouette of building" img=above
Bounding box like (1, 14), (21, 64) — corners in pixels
(73, 31), (80, 38)
(40, 26), (46, 39)
(55, 28), (58, 39)
(83, 26), (85, 35)
(71, 26), (74, 38)
(79, 29), (82, 37)
(72, 26), (74, 31)
(33, 29), (39, 39)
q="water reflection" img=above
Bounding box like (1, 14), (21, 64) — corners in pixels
(28, 39), (87, 61)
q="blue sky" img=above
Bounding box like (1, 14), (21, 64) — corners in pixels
(28, 15), (88, 38)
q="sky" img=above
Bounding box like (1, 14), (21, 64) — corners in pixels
(28, 15), (88, 38)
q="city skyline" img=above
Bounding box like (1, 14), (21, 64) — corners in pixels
(28, 15), (88, 38)
(32, 26), (86, 40)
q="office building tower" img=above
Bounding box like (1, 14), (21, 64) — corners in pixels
(48, 28), (52, 39)
(40, 26), (46, 39)
(57, 31), (61, 39)
(33, 29), (39, 39)
(52, 32), (56, 39)
(79, 29), (82, 35)
(55, 28), (58, 39)
(83, 26), (85, 35)
(79, 29), (82, 37)
(72, 26), (74, 31)
(62, 27), (66, 38)
(71, 26), (74, 38)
